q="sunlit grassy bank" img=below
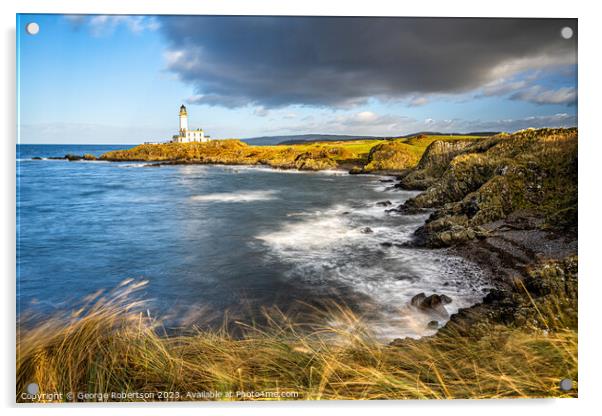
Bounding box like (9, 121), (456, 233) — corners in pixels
(100, 135), (485, 172)
(17, 256), (577, 402)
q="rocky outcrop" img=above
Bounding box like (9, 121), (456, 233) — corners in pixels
(360, 141), (421, 173)
(385, 128), (578, 342)
(443, 255), (577, 336)
(293, 152), (338, 171)
(46, 153), (97, 161)
(410, 293), (453, 319)
(397, 128), (577, 248)
(397, 139), (479, 190)
(101, 139), (359, 171)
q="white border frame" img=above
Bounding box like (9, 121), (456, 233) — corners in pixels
(2, 1), (599, 415)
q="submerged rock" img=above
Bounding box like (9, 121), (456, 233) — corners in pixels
(410, 292), (452, 318)
(376, 200), (392, 207)
(64, 153), (96, 161)
(386, 203), (429, 215)
(427, 320), (440, 330)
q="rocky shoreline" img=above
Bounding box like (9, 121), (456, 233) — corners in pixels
(386, 128), (577, 344)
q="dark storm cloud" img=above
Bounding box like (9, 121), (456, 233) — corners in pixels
(160, 16), (577, 108)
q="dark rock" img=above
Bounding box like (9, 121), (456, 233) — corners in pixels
(376, 200), (392, 207)
(463, 196), (480, 218)
(360, 227), (373, 234)
(389, 338), (405, 347)
(421, 294), (451, 309)
(31, 156), (42, 160)
(410, 293), (427, 307)
(483, 289), (509, 304)
(380, 242), (393, 248)
(440, 294), (452, 304)
(341, 211), (351, 215)
(394, 274), (417, 282)
(410, 293), (451, 318)
(427, 320), (439, 330)
(65, 154), (84, 161)
(379, 179), (394, 183)
(393, 241), (417, 248)
(388, 204), (428, 215)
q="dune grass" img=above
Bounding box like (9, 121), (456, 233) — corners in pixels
(17, 267), (577, 402)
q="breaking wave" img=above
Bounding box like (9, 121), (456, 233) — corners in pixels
(255, 198), (489, 339)
(191, 190), (279, 203)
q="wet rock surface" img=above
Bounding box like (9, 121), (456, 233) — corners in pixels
(410, 293), (453, 319)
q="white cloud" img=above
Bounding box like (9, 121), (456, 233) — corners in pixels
(65, 15), (160, 37)
(510, 85), (577, 105)
(355, 111), (378, 123)
(267, 111), (577, 137)
(479, 69), (577, 106)
(408, 96), (429, 107)
(253, 107), (269, 117)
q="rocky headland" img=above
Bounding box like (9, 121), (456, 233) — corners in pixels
(44, 134), (484, 173)
(386, 127), (577, 343)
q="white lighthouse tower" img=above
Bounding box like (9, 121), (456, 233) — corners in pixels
(179, 104), (188, 135)
(172, 104), (208, 143)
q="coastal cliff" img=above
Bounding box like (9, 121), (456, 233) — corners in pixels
(388, 128), (577, 343)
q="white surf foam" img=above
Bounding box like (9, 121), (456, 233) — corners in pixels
(254, 198), (488, 340)
(191, 190), (279, 203)
(257, 214), (363, 252)
(213, 165), (349, 176)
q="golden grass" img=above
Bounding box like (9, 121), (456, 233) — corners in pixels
(99, 135), (487, 172)
(17, 278), (577, 402)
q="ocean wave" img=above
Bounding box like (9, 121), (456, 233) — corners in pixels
(191, 190), (279, 203)
(257, 214), (363, 252)
(214, 165), (350, 176)
(254, 201), (488, 339)
(116, 163), (151, 168)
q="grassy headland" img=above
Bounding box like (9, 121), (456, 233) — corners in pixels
(99, 135), (485, 173)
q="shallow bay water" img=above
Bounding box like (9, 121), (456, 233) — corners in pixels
(17, 144), (488, 339)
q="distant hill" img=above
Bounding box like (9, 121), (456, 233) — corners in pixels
(241, 132), (500, 146)
(241, 134), (374, 146)
(401, 131), (500, 138)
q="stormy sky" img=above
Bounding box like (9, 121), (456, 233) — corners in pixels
(18, 15), (577, 143)
(161, 16), (577, 109)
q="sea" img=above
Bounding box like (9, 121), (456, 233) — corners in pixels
(16, 144), (488, 339)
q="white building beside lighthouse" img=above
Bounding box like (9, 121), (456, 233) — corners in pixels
(172, 105), (209, 143)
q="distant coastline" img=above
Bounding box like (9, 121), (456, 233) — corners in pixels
(96, 134), (488, 174)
